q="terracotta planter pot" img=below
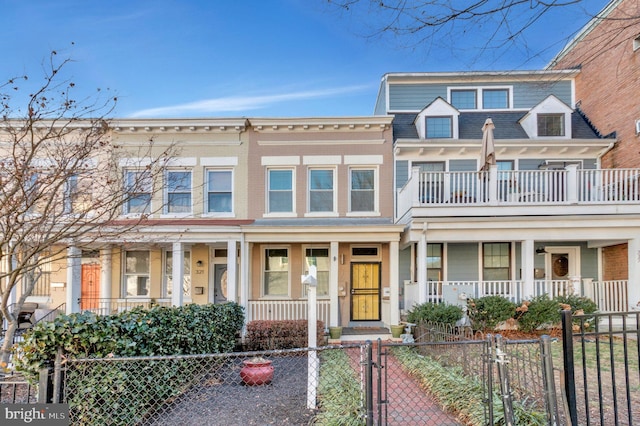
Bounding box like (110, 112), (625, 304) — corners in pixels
(240, 359), (274, 385)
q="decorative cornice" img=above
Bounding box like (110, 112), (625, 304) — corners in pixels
(111, 118), (249, 134)
(249, 116), (394, 132)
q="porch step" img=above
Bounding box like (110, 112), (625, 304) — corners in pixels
(334, 327), (393, 342)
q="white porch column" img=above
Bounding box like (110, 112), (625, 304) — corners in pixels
(417, 226), (428, 304)
(171, 242), (184, 307)
(100, 247), (112, 301)
(389, 240), (400, 325)
(628, 238), (640, 309)
(241, 239), (251, 322)
(521, 240), (535, 300)
(226, 240), (238, 304)
(329, 241), (339, 327)
(66, 246), (82, 314)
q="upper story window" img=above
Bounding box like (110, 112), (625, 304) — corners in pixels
(483, 89), (509, 109)
(206, 169), (233, 214)
(451, 89), (477, 109)
(350, 168), (376, 212)
(124, 250), (150, 297)
(124, 170), (152, 215)
(165, 170), (192, 214)
(308, 168), (335, 213)
(268, 169), (294, 213)
(537, 113), (565, 136)
(164, 250), (191, 298)
(426, 116), (453, 138)
(263, 247), (289, 297)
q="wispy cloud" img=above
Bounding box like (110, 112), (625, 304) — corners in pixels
(129, 85), (370, 118)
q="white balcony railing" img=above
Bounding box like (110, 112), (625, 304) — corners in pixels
(248, 299), (331, 326)
(404, 280), (629, 313)
(397, 167), (640, 217)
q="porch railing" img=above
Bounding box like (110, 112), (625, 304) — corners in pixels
(397, 168), (640, 216)
(404, 280), (629, 313)
(248, 299), (331, 326)
(78, 298), (173, 315)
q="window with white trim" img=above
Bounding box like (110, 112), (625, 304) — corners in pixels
(124, 170), (152, 214)
(263, 247), (289, 297)
(483, 243), (510, 280)
(350, 168), (376, 212)
(164, 250), (192, 298)
(165, 170), (192, 214)
(537, 113), (565, 136)
(425, 116), (453, 138)
(124, 250), (150, 297)
(308, 168), (334, 213)
(206, 169), (233, 213)
(268, 169), (294, 213)
(482, 89), (509, 109)
(451, 89), (477, 109)
(303, 247), (329, 297)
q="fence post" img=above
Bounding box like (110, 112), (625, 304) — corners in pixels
(540, 335), (560, 425)
(38, 364), (53, 403)
(485, 334), (494, 424)
(364, 340), (374, 426)
(495, 335), (515, 426)
(561, 309), (578, 426)
(52, 347), (63, 403)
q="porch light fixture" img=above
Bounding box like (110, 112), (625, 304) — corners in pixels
(196, 260), (204, 267)
(536, 247), (547, 255)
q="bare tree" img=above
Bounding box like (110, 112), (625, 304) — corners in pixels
(327, 0), (631, 68)
(0, 52), (177, 364)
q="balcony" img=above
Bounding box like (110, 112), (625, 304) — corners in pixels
(397, 167), (640, 220)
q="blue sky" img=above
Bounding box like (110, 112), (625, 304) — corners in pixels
(1, 0), (608, 118)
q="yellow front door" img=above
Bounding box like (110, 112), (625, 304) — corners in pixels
(350, 263), (381, 321)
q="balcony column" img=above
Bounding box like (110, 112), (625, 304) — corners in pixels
(66, 246), (81, 314)
(566, 164), (578, 203)
(411, 166), (420, 206)
(100, 247), (112, 301)
(521, 240), (534, 300)
(389, 240), (400, 325)
(489, 165), (498, 204)
(329, 241), (339, 327)
(417, 224), (428, 304)
(171, 242), (184, 307)
(628, 238), (640, 309)
(226, 240), (238, 304)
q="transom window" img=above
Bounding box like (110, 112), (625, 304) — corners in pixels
(451, 89), (477, 109)
(124, 250), (150, 297)
(264, 248), (289, 296)
(425, 116), (452, 138)
(537, 113), (565, 136)
(207, 170), (233, 213)
(350, 168), (375, 212)
(166, 170), (192, 214)
(268, 169), (294, 213)
(164, 250), (192, 298)
(483, 243), (510, 280)
(309, 169), (334, 212)
(124, 170), (152, 215)
(303, 247), (329, 297)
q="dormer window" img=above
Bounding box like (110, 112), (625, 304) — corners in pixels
(537, 114), (565, 136)
(426, 116), (453, 138)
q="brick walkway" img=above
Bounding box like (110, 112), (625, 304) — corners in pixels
(346, 342), (462, 425)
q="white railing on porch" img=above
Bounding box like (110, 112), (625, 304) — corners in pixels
(397, 168), (640, 216)
(404, 280), (629, 313)
(248, 299), (331, 326)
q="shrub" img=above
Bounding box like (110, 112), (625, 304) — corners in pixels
(516, 295), (561, 333)
(467, 296), (517, 331)
(555, 294), (598, 315)
(244, 320), (325, 350)
(407, 302), (463, 325)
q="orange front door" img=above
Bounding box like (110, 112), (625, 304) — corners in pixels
(81, 264), (100, 311)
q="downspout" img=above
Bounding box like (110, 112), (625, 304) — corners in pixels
(596, 142), (615, 168)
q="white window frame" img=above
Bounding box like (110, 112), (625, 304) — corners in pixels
(302, 245), (330, 298)
(348, 167), (378, 216)
(266, 168), (296, 217)
(447, 86), (513, 110)
(205, 168), (234, 217)
(306, 167), (337, 216)
(164, 169), (192, 215)
(163, 250), (192, 299)
(124, 170), (152, 215)
(262, 246), (291, 298)
(123, 250), (150, 297)
(425, 116), (453, 138)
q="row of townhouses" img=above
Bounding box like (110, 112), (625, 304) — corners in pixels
(6, 0), (640, 333)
